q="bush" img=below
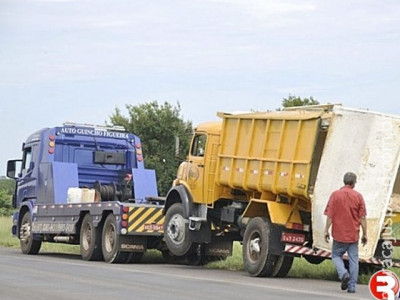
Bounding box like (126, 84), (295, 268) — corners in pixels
(0, 189), (13, 216)
(0, 178), (15, 194)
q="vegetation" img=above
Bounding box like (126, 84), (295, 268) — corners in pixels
(0, 178), (14, 216)
(0, 178), (15, 194)
(281, 94), (320, 108)
(110, 101), (193, 196)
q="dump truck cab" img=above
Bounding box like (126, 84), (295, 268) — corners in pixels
(173, 122), (225, 205)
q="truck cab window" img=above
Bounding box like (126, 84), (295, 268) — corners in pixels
(191, 134), (207, 157)
(22, 147), (32, 173)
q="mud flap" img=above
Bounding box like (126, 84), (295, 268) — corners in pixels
(190, 220), (212, 244)
(118, 235), (147, 252)
(205, 239), (233, 257)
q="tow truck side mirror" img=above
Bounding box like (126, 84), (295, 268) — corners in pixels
(7, 159), (22, 179)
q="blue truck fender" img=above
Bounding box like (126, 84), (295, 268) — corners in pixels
(14, 200), (36, 237)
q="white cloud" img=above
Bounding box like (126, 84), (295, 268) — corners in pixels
(211, 0), (316, 27)
(81, 18), (131, 29)
(28, 0), (79, 3)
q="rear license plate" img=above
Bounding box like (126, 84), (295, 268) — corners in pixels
(281, 232), (306, 244)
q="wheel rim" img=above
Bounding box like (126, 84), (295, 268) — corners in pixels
(105, 222), (116, 253)
(20, 221), (31, 244)
(82, 223), (92, 251)
(167, 213), (186, 246)
(248, 232), (261, 263)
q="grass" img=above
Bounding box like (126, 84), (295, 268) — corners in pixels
(0, 215), (17, 248)
(1, 215), (400, 285)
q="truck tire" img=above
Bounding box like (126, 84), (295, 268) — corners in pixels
(272, 255), (294, 277)
(80, 214), (103, 261)
(164, 203), (193, 256)
(102, 214), (129, 263)
(20, 211), (42, 254)
(243, 217), (277, 277)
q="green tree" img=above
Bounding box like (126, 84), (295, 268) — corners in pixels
(0, 178), (15, 216)
(0, 178), (15, 194)
(0, 189), (13, 216)
(110, 101), (193, 196)
(282, 95), (319, 108)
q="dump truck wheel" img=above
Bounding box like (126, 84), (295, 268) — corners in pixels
(20, 211), (42, 255)
(80, 214), (103, 261)
(164, 203), (192, 256)
(243, 217), (277, 277)
(272, 255), (294, 277)
(102, 214), (129, 263)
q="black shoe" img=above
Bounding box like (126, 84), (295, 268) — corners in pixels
(341, 274), (350, 291)
(347, 290), (355, 293)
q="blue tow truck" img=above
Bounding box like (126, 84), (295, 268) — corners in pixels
(6, 122), (166, 263)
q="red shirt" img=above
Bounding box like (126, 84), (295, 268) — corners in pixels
(324, 186), (366, 243)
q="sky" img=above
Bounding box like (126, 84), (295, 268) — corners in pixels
(1, 0), (399, 176)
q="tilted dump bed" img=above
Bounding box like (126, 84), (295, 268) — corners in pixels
(216, 106), (400, 260)
(312, 106), (400, 259)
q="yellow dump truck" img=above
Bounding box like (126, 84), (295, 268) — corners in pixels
(163, 105), (400, 276)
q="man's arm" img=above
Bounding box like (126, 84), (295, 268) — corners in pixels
(324, 216), (332, 243)
(360, 216), (368, 246)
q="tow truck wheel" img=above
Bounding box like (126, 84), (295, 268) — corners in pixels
(164, 203), (193, 256)
(243, 217), (277, 277)
(102, 214), (129, 263)
(80, 214), (103, 261)
(272, 255), (294, 277)
(20, 211), (42, 254)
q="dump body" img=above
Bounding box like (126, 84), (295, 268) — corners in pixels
(164, 104), (400, 276)
(217, 110), (325, 200)
(217, 106), (400, 260)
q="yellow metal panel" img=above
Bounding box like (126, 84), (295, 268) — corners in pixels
(241, 199), (269, 219)
(216, 110), (323, 201)
(218, 110), (324, 121)
(241, 198), (303, 226)
(266, 201), (302, 225)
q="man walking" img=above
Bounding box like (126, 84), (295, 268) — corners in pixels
(324, 172), (367, 293)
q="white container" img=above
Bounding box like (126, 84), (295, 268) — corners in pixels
(67, 187), (82, 203)
(81, 188), (95, 203)
(67, 187), (96, 203)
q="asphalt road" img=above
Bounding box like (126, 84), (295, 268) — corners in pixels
(0, 247), (372, 300)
